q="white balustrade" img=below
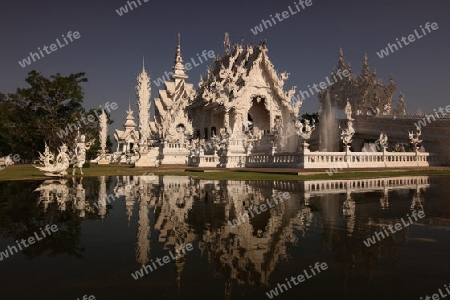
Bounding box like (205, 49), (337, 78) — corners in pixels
(244, 151), (439, 169)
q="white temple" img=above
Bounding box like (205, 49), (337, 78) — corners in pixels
(114, 105), (139, 164)
(108, 33), (448, 168)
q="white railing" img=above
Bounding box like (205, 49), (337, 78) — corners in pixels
(246, 151), (440, 169)
(315, 151), (440, 169)
(246, 153), (304, 168)
(187, 148), (441, 169)
(188, 155), (220, 167)
(164, 142), (190, 149)
(304, 176), (431, 193)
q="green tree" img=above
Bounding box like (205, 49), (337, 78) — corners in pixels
(6, 71), (88, 161)
(0, 93), (16, 156)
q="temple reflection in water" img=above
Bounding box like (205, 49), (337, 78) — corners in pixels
(30, 175), (432, 293)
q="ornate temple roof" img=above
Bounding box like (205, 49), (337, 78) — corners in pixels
(319, 50), (400, 116)
(190, 34), (297, 114)
(154, 34), (194, 115)
(115, 105), (139, 142)
(153, 34), (194, 141)
(123, 104), (137, 129)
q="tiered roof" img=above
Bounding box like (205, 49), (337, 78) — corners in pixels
(190, 34), (297, 114)
(320, 50), (399, 116)
(115, 104), (139, 143)
(153, 34), (194, 141)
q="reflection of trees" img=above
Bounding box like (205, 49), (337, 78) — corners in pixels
(14, 221), (85, 260)
(0, 180), (43, 237)
(0, 177), (109, 261)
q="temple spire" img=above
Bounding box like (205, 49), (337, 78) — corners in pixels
(338, 48), (346, 70)
(124, 100), (136, 129)
(136, 59), (151, 143)
(223, 32), (230, 54)
(362, 53), (370, 77)
(173, 33), (188, 79)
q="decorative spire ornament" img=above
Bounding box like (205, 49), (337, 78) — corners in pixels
(362, 53), (370, 77)
(173, 33), (188, 80)
(99, 109), (107, 160)
(223, 32), (230, 54)
(136, 59), (151, 144)
(338, 48), (346, 70)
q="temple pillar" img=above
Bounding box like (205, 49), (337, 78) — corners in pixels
(224, 110), (230, 133)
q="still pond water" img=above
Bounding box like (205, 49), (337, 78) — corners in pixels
(0, 175), (449, 300)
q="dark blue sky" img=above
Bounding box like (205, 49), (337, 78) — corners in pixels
(1, 0), (448, 133)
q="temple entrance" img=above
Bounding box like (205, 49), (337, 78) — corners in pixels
(176, 124), (185, 133)
(248, 97), (270, 136)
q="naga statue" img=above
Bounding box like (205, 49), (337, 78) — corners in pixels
(34, 143), (71, 177)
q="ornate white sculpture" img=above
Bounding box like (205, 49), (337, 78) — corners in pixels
(99, 109), (107, 155)
(137, 58), (151, 145)
(378, 132), (388, 149)
(271, 117), (284, 153)
(34, 143), (71, 177)
(134, 58), (159, 167)
(37, 142), (54, 167)
(72, 133), (94, 175)
(345, 100), (353, 120)
(293, 119), (304, 135)
(244, 129), (258, 155)
(294, 119), (315, 140)
(213, 128), (230, 156)
(408, 125), (422, 150)
(97, 109), (110, 164)
(396, 93), (406, 116)
(292, 98), (316, 153)
(340, 124), (354, 146)
(341, 102), (355, 147)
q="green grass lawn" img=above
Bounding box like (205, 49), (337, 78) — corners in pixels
(1, 164), (450, 181)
